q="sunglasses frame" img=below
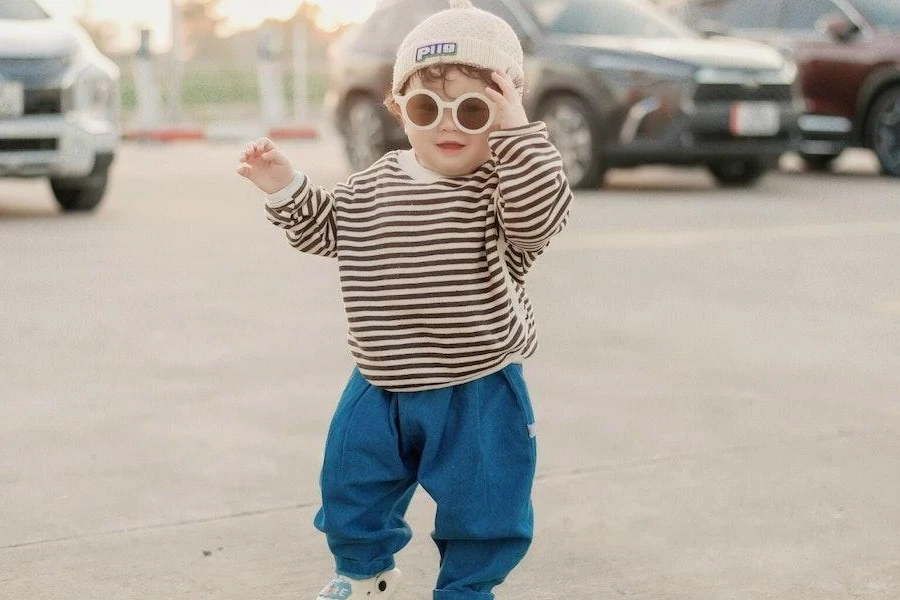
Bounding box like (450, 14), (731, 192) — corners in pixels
(394, 89), (497, 135)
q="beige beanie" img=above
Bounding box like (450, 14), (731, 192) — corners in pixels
(391, 0), (525, 96)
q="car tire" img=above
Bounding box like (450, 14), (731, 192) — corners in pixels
(799, 152), (840, 171)
(707, 159), (768, 187)
(343, 95), (389, 172)
(49, 156), (111, 212)
(866, 86), (900, 177)
(537, 95), (605, 189)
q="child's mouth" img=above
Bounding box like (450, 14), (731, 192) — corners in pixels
(437, 142), (465, 152)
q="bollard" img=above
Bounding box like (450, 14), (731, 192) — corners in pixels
(257, 29), (286, 127)
(134, 29), (163, 129)
(168, 0), (185, 123)
(292, 21), (308, 123)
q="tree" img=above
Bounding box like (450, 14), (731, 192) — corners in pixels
(179, 0), (225, 59)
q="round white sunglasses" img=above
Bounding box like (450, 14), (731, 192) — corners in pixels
(394, 89), (497, 135)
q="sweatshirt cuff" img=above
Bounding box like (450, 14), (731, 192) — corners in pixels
(265, 171), (305, 208)
(488, 121), (549, 157)
(488, 121), (547, 142)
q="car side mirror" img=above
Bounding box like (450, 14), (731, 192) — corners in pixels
(817, 15), (859, 42)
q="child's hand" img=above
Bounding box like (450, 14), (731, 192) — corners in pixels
(485, 71), (529, 130)
(237, 137), (295, 194)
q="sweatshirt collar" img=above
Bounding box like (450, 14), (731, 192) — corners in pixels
(397, 149), (443, 183)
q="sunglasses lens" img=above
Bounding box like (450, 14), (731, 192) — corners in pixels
(406, 93), (440, 127)
(456, 97), (491, 131)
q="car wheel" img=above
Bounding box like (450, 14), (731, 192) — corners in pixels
(49, 158), (111, 212)
(867, 86), (900, 177)
(344, 95), (389, 172)
(537, 95), (605, 189)
(707, 159), (768, 187)
(799, 152), (840, 171)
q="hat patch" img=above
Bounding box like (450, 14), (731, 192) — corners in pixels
(416, 42), (457, 62)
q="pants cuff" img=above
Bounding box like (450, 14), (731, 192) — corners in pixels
(434, 590), (493, 600)
(335, 557), (395, 580)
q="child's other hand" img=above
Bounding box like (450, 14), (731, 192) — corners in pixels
(485, 71), (529, 130)
(237, 137), (295, 194)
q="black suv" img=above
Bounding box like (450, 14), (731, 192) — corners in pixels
(325, 0), (802, 188)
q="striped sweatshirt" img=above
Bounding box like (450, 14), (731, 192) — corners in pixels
(265, 121), (573, 391)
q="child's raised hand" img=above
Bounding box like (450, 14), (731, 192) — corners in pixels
(237, 137), (295, 194)
(485, 70), (529, 130)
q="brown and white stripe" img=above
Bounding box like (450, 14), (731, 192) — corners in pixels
(265, 122), (572, 391)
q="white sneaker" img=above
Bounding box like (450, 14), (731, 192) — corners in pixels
(316, 568), (401, 600)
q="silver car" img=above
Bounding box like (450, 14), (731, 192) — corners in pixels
(0, 0), (119, 211)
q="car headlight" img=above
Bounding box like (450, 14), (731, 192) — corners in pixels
(73, 65), (117, 119)
(695, 62), (796, 86)
(777, 61), (798, 85)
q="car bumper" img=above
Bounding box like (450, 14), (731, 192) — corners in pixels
(0, 112), (118, 178)
(605, 99), (801, 166)
(796, 114), (854, 156)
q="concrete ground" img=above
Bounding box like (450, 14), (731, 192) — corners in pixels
(1, 132), (898, 599)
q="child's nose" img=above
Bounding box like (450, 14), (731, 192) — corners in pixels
(438, 106), (457, 131)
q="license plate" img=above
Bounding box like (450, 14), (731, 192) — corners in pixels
(730, 102), (780, 137)
(0, 80), (25, 118)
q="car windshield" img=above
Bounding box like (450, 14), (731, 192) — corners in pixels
(522, 0), (693, 37)
(0, 0), (48, 20)
(852, 0), (900, 30)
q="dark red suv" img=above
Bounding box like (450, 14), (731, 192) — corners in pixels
(673, 0), (900, 176)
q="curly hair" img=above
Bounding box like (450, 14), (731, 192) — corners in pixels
(383, 64), (502, 121)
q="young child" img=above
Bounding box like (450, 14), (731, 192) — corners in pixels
(237, 1), (573, 599)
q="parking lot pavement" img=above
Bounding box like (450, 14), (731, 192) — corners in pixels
(1, 135), (899, 599)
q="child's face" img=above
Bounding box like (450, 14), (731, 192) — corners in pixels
(401, 68), (498, 177)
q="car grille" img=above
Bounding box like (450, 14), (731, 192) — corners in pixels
(692, 131), (793, 143)
(694, 83), (794, 103)
(0, 56), (72, 86)
(24, 88), (63, 115)
(0, 138), (58, 151)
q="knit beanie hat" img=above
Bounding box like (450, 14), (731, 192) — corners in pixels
(391, 0), (525, 96)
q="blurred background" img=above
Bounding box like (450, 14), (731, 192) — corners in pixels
(37, 0), (373, 128)
(2, 2), (899, 598)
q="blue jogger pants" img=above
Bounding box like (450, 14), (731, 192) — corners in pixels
(313, 363), (537, 600)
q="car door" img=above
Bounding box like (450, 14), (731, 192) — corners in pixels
(772, 0), (870, 120)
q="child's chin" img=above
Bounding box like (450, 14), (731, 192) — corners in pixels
(439, 166), (473, 177)
(431, 157), (483, 177)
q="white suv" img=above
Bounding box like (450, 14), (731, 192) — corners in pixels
(0, 0), (119, 211)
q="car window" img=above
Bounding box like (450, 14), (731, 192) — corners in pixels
(348, 9), (391, 51)
(353, 0), (446, 51)
(779, 0), (843, 31)
(0, 0), (48, 19)
(523, 0), (692, 38)
(473, 0), (528, 37)
(852, 0), (900, 30)
(690, 0), (779, 29)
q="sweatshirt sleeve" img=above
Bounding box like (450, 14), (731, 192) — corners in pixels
(489, 122), (573, 253)
(264, 171), (338, 258)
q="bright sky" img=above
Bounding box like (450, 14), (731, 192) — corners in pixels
(38, 0), (377, 51)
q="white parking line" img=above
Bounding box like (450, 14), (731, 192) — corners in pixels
(552, 221), (900, 250)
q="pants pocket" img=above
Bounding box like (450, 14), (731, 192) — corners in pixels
(499, 363), (536, 441)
